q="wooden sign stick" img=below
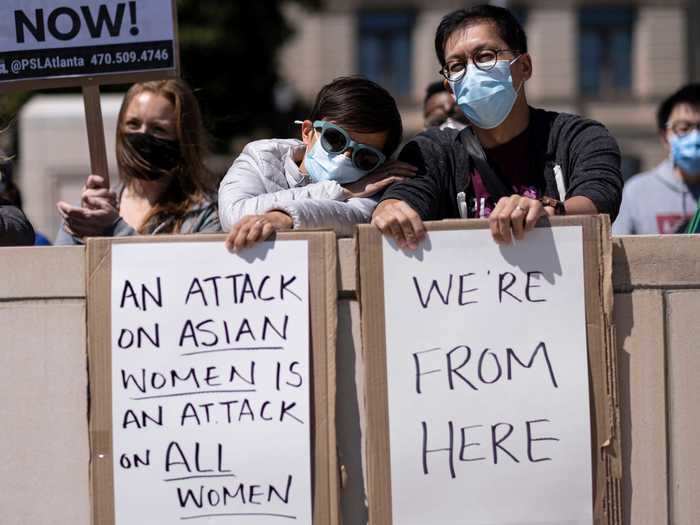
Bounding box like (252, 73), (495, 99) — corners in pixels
(82, 83), (110, 188)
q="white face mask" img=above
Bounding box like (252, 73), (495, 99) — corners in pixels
(303, 138), (368, 184)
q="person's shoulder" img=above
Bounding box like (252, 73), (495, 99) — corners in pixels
(401, 127), (465, 159)
(623, 161), (671, 192)
(184, 193), (220, 224)
(410, 126), (462, 145)
(240, 138), (302, 159)
(533, 107), (619, 157)
(542, 108), (613, 138)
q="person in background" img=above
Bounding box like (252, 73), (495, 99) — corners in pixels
(424, 80), (468, 130)
(372, 5), (622, 249)
(613, 84), (700, 235)
(56, 79), (220, 244)
(219, 76), (413, 251)
(0, 153), (50, 245)
(0, 201), (34, 247)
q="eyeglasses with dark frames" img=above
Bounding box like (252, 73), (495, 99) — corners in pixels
(440, 49), (519, 82)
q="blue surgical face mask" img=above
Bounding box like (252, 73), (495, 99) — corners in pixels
(449, 56), (522, 130)
(670, 130), (700, 175)
(304, 138), (368, 184)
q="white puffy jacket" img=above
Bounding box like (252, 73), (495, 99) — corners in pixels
(218, 138), (378, 236)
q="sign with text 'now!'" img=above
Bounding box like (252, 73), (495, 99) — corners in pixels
(0, 0), (176, 88)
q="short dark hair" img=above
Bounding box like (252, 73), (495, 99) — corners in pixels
(434, 5), (528, 67)
(656, 83), (700, 131)
(309, 76), (403, 157)
(424, 81), (448, 106)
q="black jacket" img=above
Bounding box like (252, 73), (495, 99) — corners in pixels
(0, 202), (35, 246)
(382, 107), (623, 220)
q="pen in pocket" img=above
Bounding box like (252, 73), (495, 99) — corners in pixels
(457, 192), (467, 218)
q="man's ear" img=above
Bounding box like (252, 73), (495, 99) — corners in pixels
(660, 129), (671, 153)
(301, 120), (314, 146)
(519, 53), (533, 82)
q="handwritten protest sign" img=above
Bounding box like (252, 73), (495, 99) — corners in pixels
(358, 217), (621, 524)
(87, 234), (339, 525)
(0, 0), (177, 89)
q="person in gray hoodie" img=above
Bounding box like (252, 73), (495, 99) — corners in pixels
(613, 84), (700, 235)
(219, 76), (414, 251)
(56, 79), (219, 244)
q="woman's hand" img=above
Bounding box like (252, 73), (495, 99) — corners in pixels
(225, 211), (294, 252)
(56, 174), (120, 238)
(342, 160), (417, 200)
(80, 174), (117, 209)
(489, 195), (547, 244)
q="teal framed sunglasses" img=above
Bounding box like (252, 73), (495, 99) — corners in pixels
(313, 120), (386, 172)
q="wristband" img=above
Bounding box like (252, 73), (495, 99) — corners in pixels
(540, 196), (566, 216)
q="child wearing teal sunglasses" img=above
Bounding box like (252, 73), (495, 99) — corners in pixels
(218, 76), (415, 251)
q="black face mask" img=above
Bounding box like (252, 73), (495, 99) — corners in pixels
(125, 132), (181, 178)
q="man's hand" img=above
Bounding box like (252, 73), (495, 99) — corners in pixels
(57, 174), (120, 238)
(489, 195), (547, 244)
(371, 199), (426, 250)
(342, 160), (417, 200)
(225, 211), (294, 252)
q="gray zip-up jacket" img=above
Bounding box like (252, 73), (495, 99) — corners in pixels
(55, 186), (220, 245)
(218, 138), (378, 236)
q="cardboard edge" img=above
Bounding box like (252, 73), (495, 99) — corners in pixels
(277, 230), (340, 525)
(86, 238), (115, 525)
(598, 216), (623, 525)
(323, 232), (341, 525)
(579, 216), (622, 525)
(356, 225), (393, 525)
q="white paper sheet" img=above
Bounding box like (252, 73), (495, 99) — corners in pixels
(111, 241), (312, 525)
(382, 227), (593, 525)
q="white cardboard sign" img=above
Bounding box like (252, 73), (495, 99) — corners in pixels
(0, 0), (175, 83)
(382, 227), (593, 524)
(110, 241), (312, 524)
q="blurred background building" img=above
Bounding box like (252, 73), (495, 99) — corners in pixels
(4, 0), (699, 240)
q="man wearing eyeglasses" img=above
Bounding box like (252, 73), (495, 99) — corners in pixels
(613, 84), (700, 235)
(372, 5), (623, 248)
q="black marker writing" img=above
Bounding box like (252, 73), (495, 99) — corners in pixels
(15, 2), (138, 44)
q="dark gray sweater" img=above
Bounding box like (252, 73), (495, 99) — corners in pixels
(382, 107), (623, 221)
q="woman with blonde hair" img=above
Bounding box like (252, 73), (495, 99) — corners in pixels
(57, 78), (220, 243)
